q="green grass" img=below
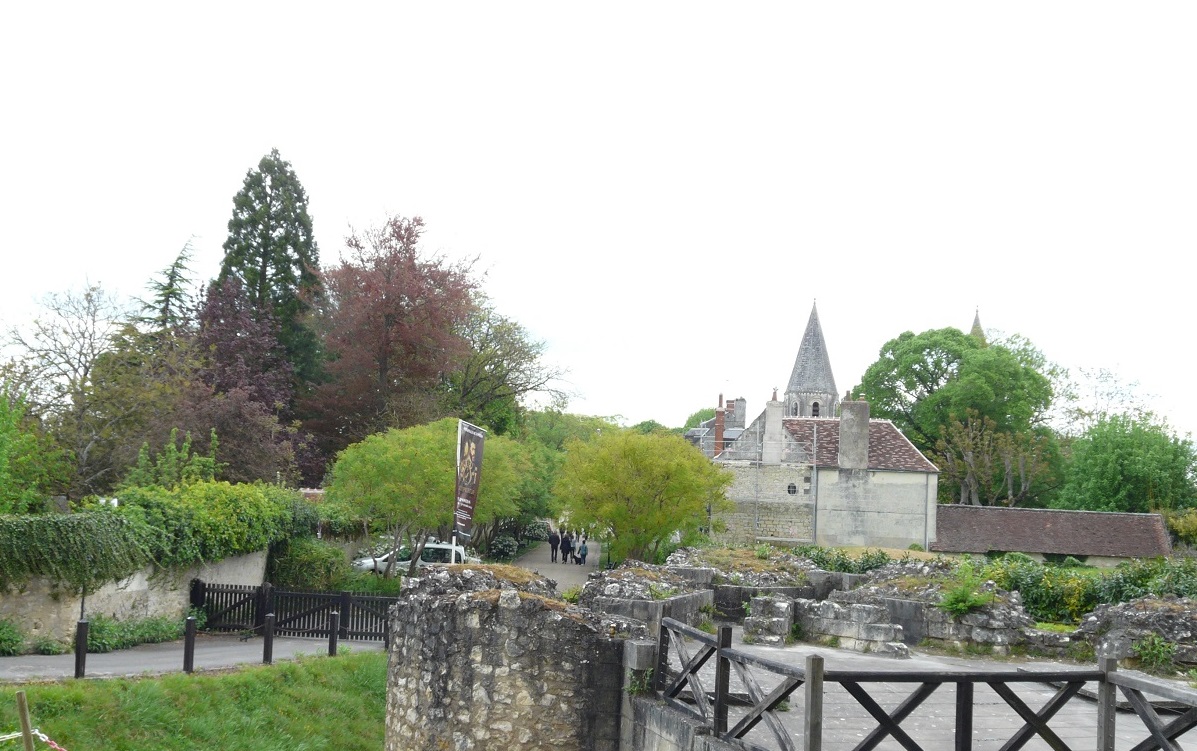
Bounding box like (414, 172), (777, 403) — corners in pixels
(0, 651), (388, 750)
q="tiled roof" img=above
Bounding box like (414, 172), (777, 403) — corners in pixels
(782, 418), (939, 473)
(933, 505), (1172, 559)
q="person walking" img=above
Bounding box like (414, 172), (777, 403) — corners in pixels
(560, 533), (573, 564)
(548, 528), (561, 563)
(578, 538), (588, 566)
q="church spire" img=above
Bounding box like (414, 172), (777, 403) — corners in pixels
(785, 302), (839, 417)
(970, 308), (986, 344)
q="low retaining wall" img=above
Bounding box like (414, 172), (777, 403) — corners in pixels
(792, 599), (909, 657)
(0, 551), (267, 642)
(626, 697), (739, 751)
(590, 590), (714, 637)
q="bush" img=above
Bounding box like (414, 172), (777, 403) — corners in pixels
(0, 618), (25, 656)
(938, 558), (991, 617)
(793, 545), (891, 574)
(489, 536), (519, 561)
(86, 614), (186, 653)
(32, 635), (66, 655)
(1132, 633), (1177, 673)
(270, 537), (351, 591)
(523, 520), (551, 541)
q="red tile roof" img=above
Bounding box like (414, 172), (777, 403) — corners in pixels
(933, 505), (1172, 559)
(782, 418), (939, 473)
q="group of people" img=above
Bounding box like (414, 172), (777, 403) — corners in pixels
(547, 529), (588, 565)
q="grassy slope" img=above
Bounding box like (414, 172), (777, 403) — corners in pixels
(0, 651), (387, 751)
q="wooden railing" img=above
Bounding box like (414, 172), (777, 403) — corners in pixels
(656, 617), (1197, 751)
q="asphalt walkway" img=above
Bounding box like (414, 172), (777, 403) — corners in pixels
(511, 539), (603, 594)
(0, 634), (384, 683)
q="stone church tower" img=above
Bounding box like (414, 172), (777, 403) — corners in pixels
(784, 302), (839, 417)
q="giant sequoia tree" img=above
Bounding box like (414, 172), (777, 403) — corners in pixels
(220, 149), (322, 389)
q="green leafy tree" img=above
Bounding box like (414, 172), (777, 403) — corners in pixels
(682, 408), (715, 431)
(853, 328), (1056, 504)
(325, 418), (524, 575)
(1053, 414), (1196, 513)
(0, 385), (68, 513)
(440, 297), (565, 436)
(220, 148), (322, 388)
(121, 428), (219, 489)
(554, 430), (733, 563)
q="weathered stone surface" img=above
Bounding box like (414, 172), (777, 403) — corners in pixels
(387, 571), (637, 751)
(1081, 595), (1197, 665)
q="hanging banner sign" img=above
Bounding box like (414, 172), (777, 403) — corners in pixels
(454, 420), (486, 542)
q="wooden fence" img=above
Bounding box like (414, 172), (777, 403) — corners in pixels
(190, 580), (398, 642)
(656, 617), (1197, 751)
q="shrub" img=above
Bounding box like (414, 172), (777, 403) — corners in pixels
(755, 544), (771, 560)
(489, 536), (519, 561)
(0, 618), (25, 656)
(86, 614), (186, 653)
(270, 537), (351, 591)
(1132, 633), (1177, 674)
(561, 586), (582, 604)
(32, 635), (66, 655)
(793, 545), (890, 574)
(523, 521), (551, 541)
(908, 543), (925, 552)
(0, 512), (152, 593)
(938, 558), (991, 617)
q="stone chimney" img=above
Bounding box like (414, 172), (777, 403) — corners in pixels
(837, 400), (870, 470)
(763, 393), (783, 464)
(714, 395), (726, 456)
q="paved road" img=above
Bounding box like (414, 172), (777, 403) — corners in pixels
(0, 634), (384, 683)
(511, 539), (603, 594)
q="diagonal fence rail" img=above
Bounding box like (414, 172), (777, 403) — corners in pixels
(657, 617), (1196, 751)
(191, 580), (398, 642)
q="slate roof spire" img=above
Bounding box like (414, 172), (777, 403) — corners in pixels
(784, 302), (839, 417)
(970, 308), (986, 344)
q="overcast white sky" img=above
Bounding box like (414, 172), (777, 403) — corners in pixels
(2, 3), (1194, 435)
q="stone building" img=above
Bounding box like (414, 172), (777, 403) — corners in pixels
(688, 303), (940, 550)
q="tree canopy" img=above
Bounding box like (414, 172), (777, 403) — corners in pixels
(554, 430), (733, 563)
(324, 418), (525, 574)
(852, 327), (1060, 505)
(1053, 414), (1196, 513)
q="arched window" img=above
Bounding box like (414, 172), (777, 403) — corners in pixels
(787, 483), (798, 495)
(812, 402), (820, 417)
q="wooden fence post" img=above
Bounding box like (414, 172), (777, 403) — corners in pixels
(328, 611), (340, 656)
(263, 613), (275, 665)
(183, 616), (196, 673)
(955, 680), (973, 751)
(189, 578), (206, 610)
(339, 591), (352, 640)
(254, 582), (273, 633)
(16, 690), (35, 751)
(1097, 655), (1118, 751)
(655, 623), (670, 693)
(714, 626), (732, 736)
(73, 620), (88, 679)
(804, 654), (823, 751)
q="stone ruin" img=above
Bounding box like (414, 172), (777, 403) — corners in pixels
(385, 565), (646, 751)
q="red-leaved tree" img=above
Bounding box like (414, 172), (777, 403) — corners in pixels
(304, 216), (477, 458)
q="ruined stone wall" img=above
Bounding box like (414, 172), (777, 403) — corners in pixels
(0, 551), (267, 642)
(386, 587), (627, 751)
(720, 462), (814, 545)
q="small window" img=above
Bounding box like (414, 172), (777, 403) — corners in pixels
(811, 402), (820, 417)
(787, 483), (798, 495)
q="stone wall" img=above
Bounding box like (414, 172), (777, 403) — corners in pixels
(791, 598), (910, 657)
(386, 585), (629, 751)
(0, 551), (267, 642)
(814, 468), (937, 549)
(625, 697), (740, 751)
(585, 590), (712, 643)
(720, 462), (815, 545)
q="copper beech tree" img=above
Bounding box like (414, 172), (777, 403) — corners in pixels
(305, 216), (477, 457)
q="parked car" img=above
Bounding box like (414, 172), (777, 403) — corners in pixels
(352, 540), (479, 574)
